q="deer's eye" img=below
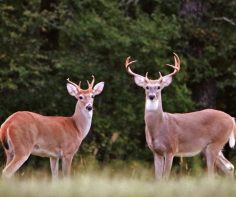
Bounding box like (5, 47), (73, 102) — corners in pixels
(91, 95), (94, 98)
(157, 86), (161, 90)
(79, 95), (84, 100)
(146, 86), (149, 90)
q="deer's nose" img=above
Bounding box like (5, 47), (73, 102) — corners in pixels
(149, 95), (155, 100)
(86, 104), (93, 111)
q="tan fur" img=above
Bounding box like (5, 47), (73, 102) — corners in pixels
(125, 54), (235, 179)
(145, 99), (234, 179)
(234, 122), (236, 138)
(0, 80), (104, 179)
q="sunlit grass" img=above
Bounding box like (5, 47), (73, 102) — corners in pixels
(0, 173), (236, 197)
(0, 158), (236, 197)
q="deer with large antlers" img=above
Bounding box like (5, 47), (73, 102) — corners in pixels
(0, 76), (104, 178)
(125, 53), (235, 179)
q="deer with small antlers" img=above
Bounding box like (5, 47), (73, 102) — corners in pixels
(125, 53), (235, 179)
(0, 76), (104, 178)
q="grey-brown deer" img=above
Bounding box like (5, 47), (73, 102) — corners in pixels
(125, 53), (235, 179)
(0, 76), (104, 178)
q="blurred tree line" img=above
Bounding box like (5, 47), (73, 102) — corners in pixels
(0, 0), (236, 170)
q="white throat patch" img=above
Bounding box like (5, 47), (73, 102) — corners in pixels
(145, 99), (159, 111)
(81, 110), (93, 138)
(89, 111), (93, 120)
(86, 110), (93, 119)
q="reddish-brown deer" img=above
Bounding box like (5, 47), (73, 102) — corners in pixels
(0, 76), (104, 178)
(125, 53), (235, 179)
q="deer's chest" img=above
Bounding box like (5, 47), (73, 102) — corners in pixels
(145, 126), (174, 155)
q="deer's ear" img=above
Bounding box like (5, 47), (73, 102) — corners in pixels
(93, 82), (104, 96)
(134, 75), (146, 87)
(162, 76), (172, 87)
(67, 83), (78, 97)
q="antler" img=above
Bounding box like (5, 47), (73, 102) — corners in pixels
(162, 53), (180, 78)
(125, 56), (146, 79)
(125, 54), (180, 82)
(67, 76), (95, 91)
(67, 78), (81, 90)
(87, 75), (95, 89)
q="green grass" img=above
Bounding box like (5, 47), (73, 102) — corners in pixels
(0, 160), (236, 197)
(0, 174), (236, 197)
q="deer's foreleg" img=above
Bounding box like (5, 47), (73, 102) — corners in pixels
(163, 153), (174, 178)
(50, 157), (59, 179)
(154, 153), (164, 180)
(62, 154), (74, 177)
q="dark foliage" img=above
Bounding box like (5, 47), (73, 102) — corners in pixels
(0, 0), (235, 170)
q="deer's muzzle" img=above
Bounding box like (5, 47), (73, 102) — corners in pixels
(85, 104), (93, 111)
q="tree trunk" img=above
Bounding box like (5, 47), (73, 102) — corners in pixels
(191, 79), (217, 109)
(180, 0), (216, 109)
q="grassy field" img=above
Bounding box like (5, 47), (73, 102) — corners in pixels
(0, 173), (236, 197)
(0, 160), (236, 197)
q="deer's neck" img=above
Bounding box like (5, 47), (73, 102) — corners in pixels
(145, 95), (164, 134)
(72, 102), (93, 139)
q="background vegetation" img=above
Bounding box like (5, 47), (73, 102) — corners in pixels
(0, 0), (236, 177)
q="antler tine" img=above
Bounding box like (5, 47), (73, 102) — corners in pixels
(87, 75), (95, 89)
(158, 72), (163, 82)
(145, 72), (149, 81)
(125, 56), (140, 77)
(91, 75), (95, 87)
(78, 81), (81, 89)
(174, 52), (180, 71)
(67, 78), (78, 87)
(164, 53), (181, 78)
(125, 56), (137, 67)
(67, 78), (82, 89)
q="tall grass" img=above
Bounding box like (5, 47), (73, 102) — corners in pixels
(0, 158), (235, 197)
(0, 173), (236, 197)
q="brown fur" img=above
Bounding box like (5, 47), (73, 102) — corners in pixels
(0, 79), (104, 178)
(125, 53), (235, 179)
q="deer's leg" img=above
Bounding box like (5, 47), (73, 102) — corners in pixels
(163, 153), (174, 179)
(5, 149), (14, 166)
(50, 157), (59, 179)
(2, 154), (30, 178)
(215, 151), (234, 177)
(2, 132), (32, 179)
(62, 154), (74, 177)
(204, 144), (221, 176)
(154, 153), (164, 180)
